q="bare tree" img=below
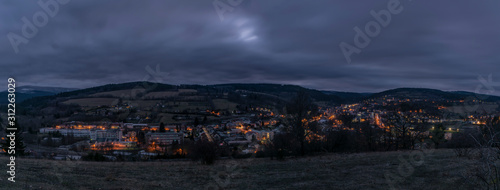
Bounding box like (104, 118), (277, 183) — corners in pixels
(192, 139), (219, 164)
(286, 90), (318, 156)
(430, 124), (446, 149)
(384, 112), (412, 150)
(463, 116), (500, 189)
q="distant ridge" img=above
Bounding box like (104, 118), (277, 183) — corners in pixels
(368, 88), (500, 102)
(0, 85), (78, 104)
(13, 82), (500, 107)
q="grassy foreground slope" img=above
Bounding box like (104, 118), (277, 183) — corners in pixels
(0, 149), (475, 190)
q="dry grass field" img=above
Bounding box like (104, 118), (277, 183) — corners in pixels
(143, 89), (198, 99)
(127, 100), (160, 108)
(163, 101), (211, 111)
(143, 91), (180, 99)
(62, 98), (119, 107)
(213, 99), (239, 111)
(90, 89), (146, 98)
(0, 149), (481, 190)
(178, 89), (197, 93)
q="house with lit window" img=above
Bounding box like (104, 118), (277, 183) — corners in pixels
(245, 130), (274, 142)
(90, 129), (123, 142)
(145, 132), (183, 145)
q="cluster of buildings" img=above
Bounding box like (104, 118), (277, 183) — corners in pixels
(38, 115), (279, 157)
(28, 94), (500, 161)
(39, 122), (184, 152)
(196, 117), (278, 153)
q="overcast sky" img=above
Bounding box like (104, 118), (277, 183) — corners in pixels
(1, 0), (500, 95)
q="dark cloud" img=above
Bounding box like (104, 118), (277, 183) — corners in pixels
(1, 0), (499, 95)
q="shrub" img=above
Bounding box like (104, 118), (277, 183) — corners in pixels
(192, 140), (219, 165)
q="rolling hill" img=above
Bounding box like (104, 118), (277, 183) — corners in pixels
(0, 86), (78, 105)
(17, 83), (500, 110)
(368, 88), (500, 102)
